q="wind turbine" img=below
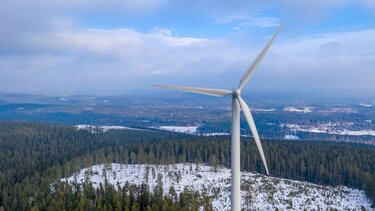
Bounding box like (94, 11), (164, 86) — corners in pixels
(153, 25), (282, 211)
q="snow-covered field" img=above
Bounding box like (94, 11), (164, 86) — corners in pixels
(339, 130), (375, 136)
(360, 103), (372, 107)
(283, 123), (375, 137)
(62, 163), (373, 210)
(155, 126), (198, 134)
(283, 107), (312, 113)
(203, 132), (230, 136)
(76, 124), (197, 134)
(75, 124), (146, 133)
(284, 135), (301, 140)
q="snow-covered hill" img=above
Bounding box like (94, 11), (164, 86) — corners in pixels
(62, 163), (373, 210)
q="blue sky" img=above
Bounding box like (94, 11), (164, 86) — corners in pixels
(1, 0), (375, 96)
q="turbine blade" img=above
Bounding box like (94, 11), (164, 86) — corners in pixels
(238, 24), (283, 91)
(153, 85), (232, 97)
(237, 96), (269, 175)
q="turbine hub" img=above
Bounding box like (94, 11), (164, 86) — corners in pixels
(232, 89), (241, 98)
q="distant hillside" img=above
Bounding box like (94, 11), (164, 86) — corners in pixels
(1, 93), (375, 144)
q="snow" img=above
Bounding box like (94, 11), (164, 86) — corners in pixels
(284, 135), (300, 140)
(84, 107), (94, 111)
(339, 130), (375, 136)
(359, 103), (372, 107)
(75, 125), (146, 133)
(157, 126), (198, 134)
(203, 133), (230, 136)
(282, 123), (375, 137)
(62, 163), (373, 210)
(100, 126), (145, 132)
(202, 133), (252, 137)
(283, 107), (312, 113)
(76, 124), (95, 131)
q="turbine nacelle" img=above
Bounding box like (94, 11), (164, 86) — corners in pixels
(232, 89), (241, 98)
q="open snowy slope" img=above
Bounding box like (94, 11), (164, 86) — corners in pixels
(62, 163), (373, 210)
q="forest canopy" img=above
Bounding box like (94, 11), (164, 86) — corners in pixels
(0, 121), (374, 210)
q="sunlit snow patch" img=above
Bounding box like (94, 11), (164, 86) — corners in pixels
(284, 135), (300, 140)
(75, 125), (146, 133)
(254, 108), (276, 112)
(283, 107), (312, 113)
(203, 133), (230, 136)
(282, 123), (375, 137)
(156, 126), (198, 134)
(359, 103), (372, 107)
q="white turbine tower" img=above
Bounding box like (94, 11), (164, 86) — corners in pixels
(154, 25), (282, 211)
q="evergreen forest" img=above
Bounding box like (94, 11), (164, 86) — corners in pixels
(0, 121), (374, 210)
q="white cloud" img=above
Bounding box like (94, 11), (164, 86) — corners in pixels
(22, 0), (167, 13)
(0, 24), (242, 94)
(1, 0), (375, 95)
(151, 70), (164, 75)
(150, 27), (174, 36)
(53, 27), (207, 54)
(248, 29), (375, 92)
(1, 23), (375, 95)
(215, 14), (280, 28)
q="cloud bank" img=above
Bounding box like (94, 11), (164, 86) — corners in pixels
(0, 0), (374, 96)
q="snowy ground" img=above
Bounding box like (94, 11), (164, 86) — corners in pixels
(360, 103), (372, 107)
(283, 123), (375, 137)
(76, 122), (375, 138)
(62, 163), (373, 210)
(283, 107), (313, 113)
(156, 126), (198, 134)
(75, 125), (147, 133)
(203, 132), (230, 136)
(284, 135), (301, 140)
